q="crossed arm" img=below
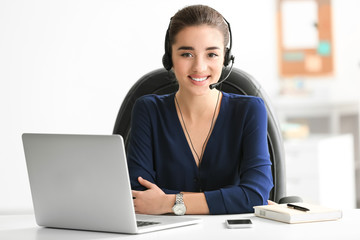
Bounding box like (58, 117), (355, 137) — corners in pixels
(132, 176), (277, 215)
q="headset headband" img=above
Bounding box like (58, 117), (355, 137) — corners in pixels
(162, 17), (234, 71)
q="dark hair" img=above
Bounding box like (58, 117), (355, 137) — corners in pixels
(169, 5), (229, 47)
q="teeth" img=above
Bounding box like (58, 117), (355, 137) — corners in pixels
(191, 77), (208, 82)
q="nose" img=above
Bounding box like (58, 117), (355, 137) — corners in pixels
(192, 56), (207, 73)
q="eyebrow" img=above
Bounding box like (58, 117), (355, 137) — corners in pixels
(177, 46), (221, 51)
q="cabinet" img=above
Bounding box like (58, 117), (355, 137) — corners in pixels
(274, 95), (360, 207)
(285, 134), (356, 208)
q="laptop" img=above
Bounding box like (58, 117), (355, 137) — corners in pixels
(22, 133), (201, 234)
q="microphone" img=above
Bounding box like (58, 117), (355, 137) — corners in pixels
(209, 57), (235, 90)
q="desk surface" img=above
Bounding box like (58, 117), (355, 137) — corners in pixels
(1, 210), (360, 240)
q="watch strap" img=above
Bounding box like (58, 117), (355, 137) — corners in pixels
(175, 193), (184, 204)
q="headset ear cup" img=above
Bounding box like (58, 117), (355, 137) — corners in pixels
(162, 53), (172, 71)
(163, 21), (172, 71)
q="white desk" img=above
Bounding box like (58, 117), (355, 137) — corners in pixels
(1, 210), (360, 240)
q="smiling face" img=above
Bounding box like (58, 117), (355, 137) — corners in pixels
(171, 25), (225, 96)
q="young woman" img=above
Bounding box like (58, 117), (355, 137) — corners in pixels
(127, 5), (273, 215)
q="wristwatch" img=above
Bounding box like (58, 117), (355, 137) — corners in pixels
(172, 193), (186, 215)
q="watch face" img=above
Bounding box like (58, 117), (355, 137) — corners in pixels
(173, 204), (186, 215)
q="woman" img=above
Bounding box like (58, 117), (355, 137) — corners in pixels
(127, 5), (273, 215)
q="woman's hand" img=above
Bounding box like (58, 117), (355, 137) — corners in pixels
(132, 177), (174, 215)
(267, 200), (278, 205)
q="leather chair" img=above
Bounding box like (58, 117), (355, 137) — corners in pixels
(113, 67), (299, 203)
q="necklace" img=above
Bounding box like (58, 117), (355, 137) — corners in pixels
(175, 91), (221, 164)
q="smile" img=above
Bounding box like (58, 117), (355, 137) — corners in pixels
(190, 76), (209, 82)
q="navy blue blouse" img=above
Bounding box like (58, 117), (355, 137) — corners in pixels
(127, 92), (273, 214)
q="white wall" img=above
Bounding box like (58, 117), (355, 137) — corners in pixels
(331, 0), (360, 99)
(0, 0), (359, 213)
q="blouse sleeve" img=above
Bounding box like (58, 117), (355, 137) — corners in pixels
(204, 98), (274, 214)
(126, 97), (157, 191)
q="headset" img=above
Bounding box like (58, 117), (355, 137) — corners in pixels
(162, 17), (235, 90)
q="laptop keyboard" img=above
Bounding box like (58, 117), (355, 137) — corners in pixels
(137, 221), (161, 227)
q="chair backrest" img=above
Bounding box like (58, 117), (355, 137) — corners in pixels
(113, 67), (286, 202)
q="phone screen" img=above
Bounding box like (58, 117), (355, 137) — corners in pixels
(226, 219), (253, 228)
(227, 219), (252, 224)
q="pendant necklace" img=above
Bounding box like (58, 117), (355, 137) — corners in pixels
(175, 90), (221, 164)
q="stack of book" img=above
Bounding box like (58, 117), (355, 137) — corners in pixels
(254, 203), (342, 224)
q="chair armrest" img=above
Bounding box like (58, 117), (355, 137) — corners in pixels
(278, 196), (303, 204)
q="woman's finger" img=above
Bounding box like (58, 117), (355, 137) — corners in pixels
(138, 176), (155, 189)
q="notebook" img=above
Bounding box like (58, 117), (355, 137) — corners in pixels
(254, 203), (342, 224)
(22, 133), (201, 234)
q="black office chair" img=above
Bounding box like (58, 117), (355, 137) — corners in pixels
(113, 67), (300, 203)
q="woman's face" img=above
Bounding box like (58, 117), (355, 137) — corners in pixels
(171, 25), (225, 96)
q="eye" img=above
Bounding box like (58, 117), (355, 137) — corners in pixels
(208, 53), (219, 58)
(181, 52), (193, 58)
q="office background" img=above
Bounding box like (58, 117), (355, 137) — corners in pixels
(1, 0), (359, 213)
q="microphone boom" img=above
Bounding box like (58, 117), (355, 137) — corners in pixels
(209, 58), (235, 90)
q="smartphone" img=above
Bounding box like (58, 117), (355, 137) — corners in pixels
(225, 219), (253, 229)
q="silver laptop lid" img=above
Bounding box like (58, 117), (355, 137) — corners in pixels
(22, 133), (138, 233)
